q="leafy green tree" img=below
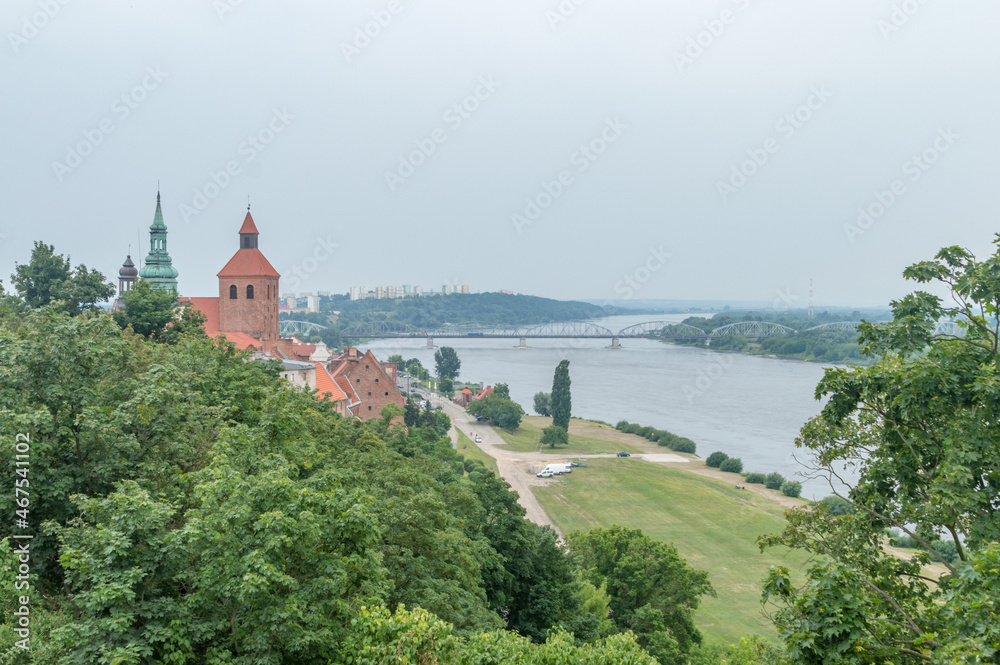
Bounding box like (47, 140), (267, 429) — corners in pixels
(705, 451), (728, 468)
(541, 425), (568, 448)
(11, 241), (115, 314)
(817, 495), (852, 516)
(387, 353), (404, 365)
(440, 376), (454, 394)
(551, 360), (571, 430)
(760, 238), (1000, 662)
(533, 391), (552, 417)
(779, 481), (801, 498)
(719, 457), (743, 473)
(569, 525), (715, 664)
(468, 394), (524, 432)
(435, 346), (461, 379)
(112, 279), (206, 343)
(764, 472), (785, 490)
(494, 383), (510, 399)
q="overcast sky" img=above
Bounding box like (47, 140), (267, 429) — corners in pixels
(2, 0), (998, 307)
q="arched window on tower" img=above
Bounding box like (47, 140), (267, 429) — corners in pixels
(247, 285), (254, 300)
(229, 285), (237, 299)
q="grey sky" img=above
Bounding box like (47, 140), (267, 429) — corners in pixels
(2, 0), (998, 306)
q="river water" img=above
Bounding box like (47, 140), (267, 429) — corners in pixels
(366, 314), (846, 498)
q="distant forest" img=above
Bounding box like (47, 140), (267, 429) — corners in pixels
(672, 309), (892, 365)
(284, 293), (643, 347)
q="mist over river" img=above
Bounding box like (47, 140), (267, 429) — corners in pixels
(366, 314), (850, 498)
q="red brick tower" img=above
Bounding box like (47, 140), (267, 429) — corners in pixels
(218, 208), (280, 342)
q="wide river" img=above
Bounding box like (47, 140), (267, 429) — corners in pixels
(366, 314), (848, 498)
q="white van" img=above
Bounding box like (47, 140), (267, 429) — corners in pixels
(542, 463), (572, 475)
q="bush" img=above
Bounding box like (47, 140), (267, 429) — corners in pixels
(540, 425), (569, 448)
(744, 472), (766, 484)
(705, 451), (729, 468)
(781, 481), (802, 498)
(671, 439), (697, 454)
(818, 495), (852, 516)
(719, 457), (743, 473)
(765, 472), (785, 490)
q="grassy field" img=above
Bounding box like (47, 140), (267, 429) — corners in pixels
(532, 458), (808, 645)
(455, 430), (499, 475)
(495, 417), (646, 455)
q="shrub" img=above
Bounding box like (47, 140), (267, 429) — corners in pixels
(744, 472), (766, 484)
(705, 451), (729, 468)
(818, 495), (852, 516)
(781, 481), (802, 498)
(540, 425), (568, 448)
(765, 472), (785, 490)
(671, 439), (697, 454)
(719, 457), (743, 473)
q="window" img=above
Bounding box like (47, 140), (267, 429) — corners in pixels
(375, 378), (379, 383)
(247, 285), (254, 299)
(243, 236), (251, 248)
(368, 406), (372, 411)
(367, 392), (371, 397)
(385, 392), (389, 396)
(229, 285), (237, 299)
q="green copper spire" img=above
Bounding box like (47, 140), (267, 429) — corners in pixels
(139, 190), (179, 292)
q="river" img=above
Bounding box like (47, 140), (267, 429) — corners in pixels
(366, 314), (848, 498)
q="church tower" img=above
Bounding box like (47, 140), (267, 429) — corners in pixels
(114, 254), (138, 310)
(217, 207), (280, 342)
(139, 191), (179, 291)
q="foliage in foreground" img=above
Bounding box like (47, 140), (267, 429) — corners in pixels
(0, 306), (659, 664)
(760, 237), (1000, 663)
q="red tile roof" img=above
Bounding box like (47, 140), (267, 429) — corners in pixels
(239, 212), (260, 235)
(217, 248), (280, 278)
(315, 363), (348, 403)
(180, 297), (221, 335)
(219, 332), (262, 350)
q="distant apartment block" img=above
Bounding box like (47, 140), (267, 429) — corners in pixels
(347, 283), (470, 300)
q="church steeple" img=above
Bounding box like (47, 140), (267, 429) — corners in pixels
(139, 190), (179, 292)
(238, 206), (259, 249)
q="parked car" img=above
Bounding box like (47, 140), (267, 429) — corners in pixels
(536, 469), (554, 478)
(434, 406), (443, 411)
(616, 451), (631, 457)
(474, 435), (482, 443)
(570, 461), (588, 468)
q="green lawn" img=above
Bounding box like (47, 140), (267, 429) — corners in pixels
(455, 430), (499, 475)
(495, 418), (645, 455)
(532, 458), (808, 646)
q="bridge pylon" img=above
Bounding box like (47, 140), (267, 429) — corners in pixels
(609, 337), (622, 349)
(516, 337), (529, 349)
(425, 337), (436, 349)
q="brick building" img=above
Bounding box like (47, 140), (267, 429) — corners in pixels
(327, 348), (406, 421)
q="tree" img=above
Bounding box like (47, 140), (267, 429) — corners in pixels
(705, 451), (728, 468)
(551, 360), (571, 430)
(434, 346), (461, 380)
(719, 457), (743, 473)
(494, 382), (510, 399)
(569, 526), (715, 665)
(541, 425), (568, 448)
(760, 238), (1000, 662)
(468, 394), (525, 432)
(534, 391), (552, 417)
(11, 241), (115, 314)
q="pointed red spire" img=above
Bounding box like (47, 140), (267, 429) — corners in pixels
(239, 211), (259, 235)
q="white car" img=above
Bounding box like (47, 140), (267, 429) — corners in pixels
(474, 435), (482, 443)
(536, 469), (554, 478)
